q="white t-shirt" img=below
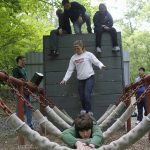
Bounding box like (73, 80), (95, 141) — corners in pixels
(63, 51), (104, 81)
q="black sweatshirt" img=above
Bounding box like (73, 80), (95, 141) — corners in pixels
(64, 2), (86, 23)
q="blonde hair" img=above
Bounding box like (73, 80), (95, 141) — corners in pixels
(73, 40), (85, 51)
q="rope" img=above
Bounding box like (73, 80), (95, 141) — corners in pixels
(24, 86), (47, 108)
(0, 98), (13, 116)
(134, 84), (150, 105)
(24, 86), (55, 108)
(7, 80), (35, 112)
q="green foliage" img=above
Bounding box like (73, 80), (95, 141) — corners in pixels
(117, 0), (150, 81)
(0, 0), (53, 73)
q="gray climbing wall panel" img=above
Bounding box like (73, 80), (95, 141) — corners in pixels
(43, 33), (124, 119)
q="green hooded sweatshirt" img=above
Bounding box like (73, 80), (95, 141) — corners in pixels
(61, 125), (103, 148)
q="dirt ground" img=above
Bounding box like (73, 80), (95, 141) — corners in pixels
(0, 94), (150, 150)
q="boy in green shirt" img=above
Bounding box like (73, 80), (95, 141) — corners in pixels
(61, 113), (103, 149)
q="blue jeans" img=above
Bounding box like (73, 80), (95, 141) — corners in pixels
(78, 75), (95, 112)
(16, 94), (33, 129)
(50, 29), (59, 51)
(24, 95), (33, 129)
(136, 96), (147, 121)
(73, 12), (92, 34)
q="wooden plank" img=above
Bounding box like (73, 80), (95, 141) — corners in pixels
(43, 32), (121, 51)
(45, 69), (123, 84)
(44, 46), (121, 61)
(43, 36), (51, 50)
(58, 33), (95, 48)
(44, 57), (122, 72)
(95, 69), (123, 82)
(57, 32), (121, 48)
(26, 52), (43, 64)
(45, 81), (123, 97)
(93, 81), (123, 94)
(52, 94), (120, 108)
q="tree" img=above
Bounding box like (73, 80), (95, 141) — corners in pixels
(117, 0), (150, 81)
(0, 0), (53, 73)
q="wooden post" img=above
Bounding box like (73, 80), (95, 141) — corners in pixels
(125, 88), (131, 132)
(144, 75), (150, 140)
(126, 97), (131, 132)
(39, 88), (46, 115)
(17, 84), (25, 145)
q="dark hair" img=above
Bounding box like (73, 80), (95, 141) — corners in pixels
(16, 56), (25, 63)
(56, 9), (63, 16)
(139, 67), (145, 72)
(74, 114), (93, 132)
(99, 3), (107, 12)
(62, 0), (69, 5)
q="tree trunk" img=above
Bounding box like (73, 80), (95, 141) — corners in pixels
(53, 106), (73, 125)
(103, 104), (136, 139)
(99, 101), (126, 131)
(97, 105), (116, 125)
(45, 106), (71, 129)
(98, 113), (150, 150)
(7, 113), (73, 150)
(33, 110), (61, 137)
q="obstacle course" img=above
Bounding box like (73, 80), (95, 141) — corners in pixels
(1, 71), (150, 149)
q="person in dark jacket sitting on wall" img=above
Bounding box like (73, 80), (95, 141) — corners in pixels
(49, 9), (71, 57)
(62, 0), (92, 34)
(93, 3), (120, 53)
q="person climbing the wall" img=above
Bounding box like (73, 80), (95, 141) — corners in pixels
(62, 0), (92, 34)
(61, 113), (103, 149)
(60, 40), (106, 116)
(49, 9), (71, 56)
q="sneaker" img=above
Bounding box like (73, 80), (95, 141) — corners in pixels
(88, 111), (93, 116)
(96, 47), (102, 53)
(49, 50), (59, 57)
(112, 46), (120, 52)
(131, 112), (137, 117)
(88, 112), (97, 122)
(135, 120), (140, 125)
(53, 50), (59, 56)
(80, 110), (86, 114)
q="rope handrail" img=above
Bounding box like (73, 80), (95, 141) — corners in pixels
(24, 86), (55, 108)
(7, 80), (35, 112)
(134, 84), (150, 105)
(0, 72), (55, 108)
(0, 98), (13, 116)
(115, 78), (144, 105)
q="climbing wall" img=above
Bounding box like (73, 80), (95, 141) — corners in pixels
(43, 33), (124, 119)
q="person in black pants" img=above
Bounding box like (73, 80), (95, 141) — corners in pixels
(62, 0), (92, 34)
(135, 67), (147, 125)
(93, 3), (120, 53)
(49, 9), (71, 56)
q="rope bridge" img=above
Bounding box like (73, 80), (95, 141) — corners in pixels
(1, 71), (150, 149)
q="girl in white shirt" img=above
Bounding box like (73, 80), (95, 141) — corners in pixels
(60, 40), (105, 115)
